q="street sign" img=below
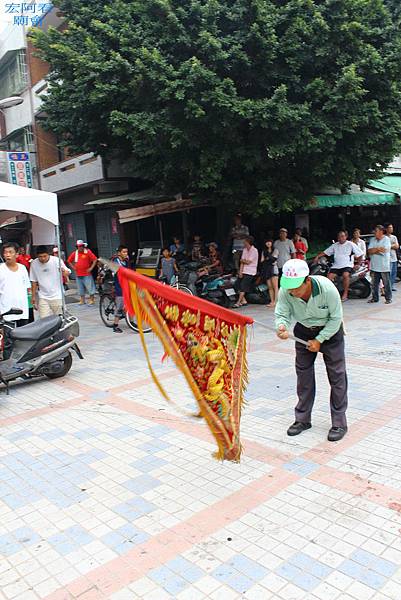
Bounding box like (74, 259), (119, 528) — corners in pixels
(7, 152), (33, 188)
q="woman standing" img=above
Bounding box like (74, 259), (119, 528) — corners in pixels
(293, 232), (308, 260)
(260, 239), (279, 308)
(352, 228), (367, 259)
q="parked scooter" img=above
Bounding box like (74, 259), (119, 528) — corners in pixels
(196, 273), (238, 307)
(245, 279), (270, 304)
(0, 309), (83, 394)
(308, 257), (371, 299)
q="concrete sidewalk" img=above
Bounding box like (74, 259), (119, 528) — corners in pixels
(0, 292), (401, 599)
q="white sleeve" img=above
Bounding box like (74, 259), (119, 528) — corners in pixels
(30, 263), (38, 283)
(324, 244), (335, 256)
(351, 242), (363, 257)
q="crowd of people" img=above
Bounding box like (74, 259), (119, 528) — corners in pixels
(160, 215), (399, 308)
(0, 216), (398, 331)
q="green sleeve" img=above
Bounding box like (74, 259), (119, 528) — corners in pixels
(315, 287), (343, 343)
(274, 288), (292, 330)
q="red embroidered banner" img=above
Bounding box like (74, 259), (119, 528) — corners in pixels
(117, 267), (253, 462)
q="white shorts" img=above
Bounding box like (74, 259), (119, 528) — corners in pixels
(38, 298), (62, 319)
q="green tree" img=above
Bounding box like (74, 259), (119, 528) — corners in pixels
(32, 0), (401, 211)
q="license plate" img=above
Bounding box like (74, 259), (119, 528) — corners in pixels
(225, 288), (236, 297)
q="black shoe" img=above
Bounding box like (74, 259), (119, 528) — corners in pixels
(328, 426), (347, 442)
(367, 298), (378, 303)
(287, 421), (312, 436)
(385, 300), (392, 304)
(113, 326), (123, 333)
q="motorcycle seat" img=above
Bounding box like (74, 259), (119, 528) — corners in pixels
(10, 316), (63, 341)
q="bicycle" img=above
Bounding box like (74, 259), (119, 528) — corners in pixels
(97, 266), (193, 333)
(98, 288), (152, 334)
(96, 266), (151, 334)
(162, 275), (194, 295)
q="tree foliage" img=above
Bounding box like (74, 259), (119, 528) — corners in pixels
(31, 0), (401, 211)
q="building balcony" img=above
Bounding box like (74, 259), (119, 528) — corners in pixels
(39, 152), (105, 193)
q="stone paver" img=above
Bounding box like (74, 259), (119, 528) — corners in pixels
(0, 290), (401, 600)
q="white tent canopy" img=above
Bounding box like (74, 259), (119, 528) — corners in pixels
(0, 181), (59, 245)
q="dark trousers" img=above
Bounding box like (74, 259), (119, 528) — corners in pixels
(294, 323), (348, 428)
(390, 262), (397, 288)
(371, 271), (391, 302)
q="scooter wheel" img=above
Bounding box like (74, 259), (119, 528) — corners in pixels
(45, 352), (73, 379)
(349, 279), (371, 299)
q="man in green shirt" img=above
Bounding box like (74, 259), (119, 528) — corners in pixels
(275, 259), (348, 442)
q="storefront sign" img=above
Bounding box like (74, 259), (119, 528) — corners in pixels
(118, 198), (208, 224)
(7, 152), (33, 188)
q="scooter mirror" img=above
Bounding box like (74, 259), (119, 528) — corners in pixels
(2, 308), (23, 316)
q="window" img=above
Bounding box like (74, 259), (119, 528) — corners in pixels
(0, 50), (28, 98)
(8, 127), (33, 152)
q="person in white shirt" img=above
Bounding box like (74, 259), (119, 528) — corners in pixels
(314, 230), (363, 302)
(0, 243), (31, 325)
(385, 223), (399, 292)
(30, 246), (70, 319)
(352, 228), (367, 259)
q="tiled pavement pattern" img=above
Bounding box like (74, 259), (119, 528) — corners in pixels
(0, 291), (401, 600)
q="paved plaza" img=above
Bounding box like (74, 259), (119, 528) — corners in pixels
(0, 292), (401, 600)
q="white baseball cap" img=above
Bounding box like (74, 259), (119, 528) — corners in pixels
(280, 259), (309, 290)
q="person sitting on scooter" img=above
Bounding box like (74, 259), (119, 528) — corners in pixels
(197, 243), (223, 277)
(234, 236), (258, 308)
(314, 230), (363, 302)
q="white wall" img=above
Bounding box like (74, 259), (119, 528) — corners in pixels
(0, 23), (24, 62)
(2, 88), (32, 135)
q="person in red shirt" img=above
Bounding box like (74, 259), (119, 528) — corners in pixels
(67, 240), (98, 305)
(293, 233), (307, 261)
(16, 247), (32, 272)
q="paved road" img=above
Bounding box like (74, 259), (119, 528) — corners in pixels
(0, 290), (401, 600)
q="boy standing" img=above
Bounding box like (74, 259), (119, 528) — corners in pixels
(112, 245), (129, 333)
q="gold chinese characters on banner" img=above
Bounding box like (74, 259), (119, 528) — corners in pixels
(117, 266), (253, 462)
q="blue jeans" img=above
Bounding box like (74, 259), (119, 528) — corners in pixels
(371, 271), (392, 302)
(390, 261), (397, 288)
(76, 275), (96, 297)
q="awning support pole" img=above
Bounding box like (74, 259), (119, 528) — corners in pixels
(56, 225), (66, 316)
(158, 218), (164, 248)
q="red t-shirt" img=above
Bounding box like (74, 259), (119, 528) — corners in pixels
(68, 249), (97, 277)
(294, 241), (307, 260)
(17, 254), (32, 271)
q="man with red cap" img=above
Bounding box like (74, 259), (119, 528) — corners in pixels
(67, 241), (97, 305)
(275, 259), (348, 442)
